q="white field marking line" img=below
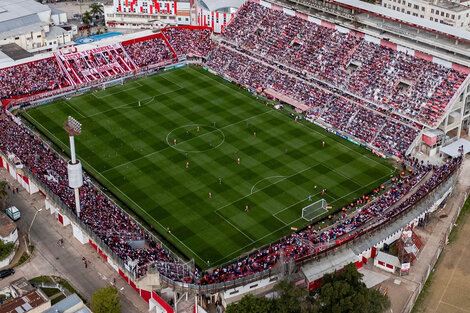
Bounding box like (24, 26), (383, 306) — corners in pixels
(211, 217), (304, 265)
(271, 108), (393, 173)
(438, 301), (470, 313)
(93, 81), (143, 99)
(63, 100), (86, 119)
(273, 191), (335, 217)
(87, 84), (185, 118)
(102, 110), (273, 174)
(272, 213), (287, 226)
(214, 161), (325, 214)
(250, 176), (286, 194)
(320, 172), (392, 211)
(25, 111), (209, 265)
(214, 210), (255, 242)
(165, 124), (226, 154)
(86, 95), (157, 118)
(434, 237), (468, 313)
(213, 172), (391, 265)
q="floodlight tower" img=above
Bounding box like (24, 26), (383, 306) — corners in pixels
(64, 116), (84, 218)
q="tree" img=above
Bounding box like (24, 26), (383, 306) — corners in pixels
(91, 286), (121, 313)
(82, 11), (93, 25)
(89, 3), (104, 16)
(226, 294), (275, 313)
(274, 280), (309, 313)
(313, 264), (390, 313)
(0, 181), (8, 210)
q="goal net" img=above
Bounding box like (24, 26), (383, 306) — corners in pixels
(302, 199), (327, 221)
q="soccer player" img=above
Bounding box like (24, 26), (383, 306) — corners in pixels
(322, 188), (326, 195)
(322, 141), (325, 148)
(197, 126), (200, 132)
(219, 178), (222, 184)
(174, 138), (177, 145)
(308, 195), (312, 201)
(209, 192), (212, 199)
(253, 131), (257, 137)
(237, 157), (241, 164)
(186, 161), (189, 168)
(245, 205), (249, 212)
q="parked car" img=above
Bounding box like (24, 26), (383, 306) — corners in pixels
(0, 268), (14, 280)
(5, 206), (20, 221)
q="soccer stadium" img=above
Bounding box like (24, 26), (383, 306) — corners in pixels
(0, 0), (469, 312)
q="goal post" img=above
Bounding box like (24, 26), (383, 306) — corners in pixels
(302, 199), (327, 221)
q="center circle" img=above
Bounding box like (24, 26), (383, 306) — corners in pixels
(166, 124), (225, 153)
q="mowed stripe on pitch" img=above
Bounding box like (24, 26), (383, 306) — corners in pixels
(24, 66), (394, 267)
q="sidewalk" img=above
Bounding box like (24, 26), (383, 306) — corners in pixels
(0, 168), (148, 313)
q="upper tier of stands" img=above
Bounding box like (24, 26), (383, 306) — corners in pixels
(221, 1), (467, 127)
(0, 20), (465, 286)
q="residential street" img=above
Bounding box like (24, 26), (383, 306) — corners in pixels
(0, 168), (148, 313)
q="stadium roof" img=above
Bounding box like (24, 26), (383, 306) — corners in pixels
(197, 0), (245, 12)
(43, 294), (92, 313)
(334, 0), (470, 42)
(0, 0), (50, 24)
(440, 138), (470, 157)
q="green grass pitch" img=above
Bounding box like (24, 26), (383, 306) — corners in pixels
(23, 66), (395, 268)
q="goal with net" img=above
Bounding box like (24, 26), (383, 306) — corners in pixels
(302, 199), (327, 221)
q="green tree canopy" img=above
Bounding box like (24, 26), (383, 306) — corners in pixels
(0, 181), (8, 209)
(315, 264), (390, 313)
(82, 11), (93, 25)
(89, 3), (104, 16)
(226, 294), (275, 313)
(226, 264), (390, 313)
(91, 286), (121, 313)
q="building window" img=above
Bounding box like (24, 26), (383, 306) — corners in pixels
(436, 10), (439, 14)
(430, 17), (433, 21)
(37, 35), (41, 38)
(413, 4), (418, 9)
(421, 6), (425, 11)
(452, 14), (455, 19)
(446, 13), (449, 18)
(431, 9), (434, 13)
(420, 15), (424, 18)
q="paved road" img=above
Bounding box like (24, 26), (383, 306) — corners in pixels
(0, 169), (148, 313)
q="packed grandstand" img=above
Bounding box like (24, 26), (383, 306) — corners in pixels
(0, 0), (467, 287)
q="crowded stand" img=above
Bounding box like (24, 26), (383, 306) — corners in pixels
(58, 44), (137, 84)
(0, 109), (461, 285)
(123, 37), (176, 68)
(221, 1), (467, 126)
(0, 58), (69, 101)
(0, 10), (466, 287)
(163, 27), (215, 58)
(205, 44), (417, 157)
(200, 156), (461, 284)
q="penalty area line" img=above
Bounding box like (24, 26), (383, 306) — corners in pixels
(25, 112), (209, 265)
(214, 211), (255, 243)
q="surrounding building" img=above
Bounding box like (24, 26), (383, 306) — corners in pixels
(380, 0), (470, 30)
(0, 0), (74, 55)
(0, 213), (17, 245)
(0, 278), (50, 313)
(193, 0), (245, 32)
(104, 0), (192, 30)
(43, 294), (92, 313)
(104, 0), (245, 32)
